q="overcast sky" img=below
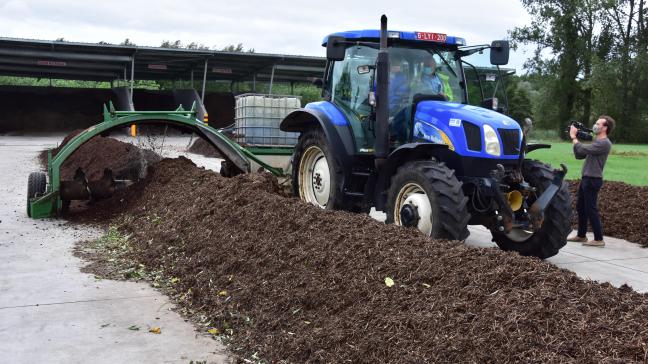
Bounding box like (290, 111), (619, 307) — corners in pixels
(0, 0), (534, 72)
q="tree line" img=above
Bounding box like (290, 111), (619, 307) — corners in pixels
(510, 0), (648, 142)
(55, 37), (256, 53)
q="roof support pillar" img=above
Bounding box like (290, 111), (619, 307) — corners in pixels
(191, 69), (194, 88)
(252, 73), (256, 92)
(269, 64), (276, 95)
(201, 58), (208, 101)
(130, 56), (135, 106)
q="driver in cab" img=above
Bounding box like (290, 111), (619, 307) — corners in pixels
(388, 55), (453, 144)
(412, 56), (452, 101)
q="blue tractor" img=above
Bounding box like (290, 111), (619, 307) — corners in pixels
(280, 16), (572, 259)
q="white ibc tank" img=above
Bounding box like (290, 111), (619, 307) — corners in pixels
(234, 94), (301, 146)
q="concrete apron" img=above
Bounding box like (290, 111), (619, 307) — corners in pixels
(0, 135), (227, 364)
(465, 224), (648, 293)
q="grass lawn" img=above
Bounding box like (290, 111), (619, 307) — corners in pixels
(527, 139), (648, 186)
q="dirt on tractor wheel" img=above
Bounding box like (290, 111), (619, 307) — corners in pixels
(568, 180), (648, 248)
(187, 137), (222, 158)
(74, 157), (648, 363)
(39, 129), (161, 181)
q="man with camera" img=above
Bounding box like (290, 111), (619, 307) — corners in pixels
(567, 116), (614, 247)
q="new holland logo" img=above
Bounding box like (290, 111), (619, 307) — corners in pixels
(449, 118), (461, 127)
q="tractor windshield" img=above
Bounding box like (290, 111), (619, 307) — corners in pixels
(388, 46), (463, 105)
(387, 46), (463, 144)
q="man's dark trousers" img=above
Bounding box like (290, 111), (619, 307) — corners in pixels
(576, 177), (604, 241)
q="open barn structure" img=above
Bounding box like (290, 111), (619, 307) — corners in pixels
(0, 37), (326, 131)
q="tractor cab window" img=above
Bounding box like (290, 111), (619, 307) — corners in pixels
(462, 49), (510, 113)
(330, 45), (378, 151)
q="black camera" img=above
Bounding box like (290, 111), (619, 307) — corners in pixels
(565, 121), (593, 141)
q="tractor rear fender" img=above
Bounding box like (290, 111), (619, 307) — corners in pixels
(280, 108), (356, 173)
(373, 143), (449, 211)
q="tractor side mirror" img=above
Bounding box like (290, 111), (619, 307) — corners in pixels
(326, 36), (346, 61)
(490, 40), (510, 65)
(357, 65), (374, 74)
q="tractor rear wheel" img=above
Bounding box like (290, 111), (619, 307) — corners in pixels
(386, 160), (470, 240)
(27, 171), (47, 217)
(292, 128), (344, 210)
(490, 160), (572, 259)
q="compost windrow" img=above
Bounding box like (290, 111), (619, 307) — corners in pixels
(76, 157), (648, 363)
(568, 180), (648, 247)
(39, 130), (161, 181)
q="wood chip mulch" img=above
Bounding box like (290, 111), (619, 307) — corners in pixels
(75, 157), (648, 363)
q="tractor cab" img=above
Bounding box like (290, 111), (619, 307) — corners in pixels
(320, 29), (510, 153)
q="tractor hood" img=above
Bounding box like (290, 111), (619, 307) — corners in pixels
(415, 101), (520, 130)
(413, 101), (522, 159)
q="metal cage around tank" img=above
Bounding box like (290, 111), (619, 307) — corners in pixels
(234, 93), (301, 147)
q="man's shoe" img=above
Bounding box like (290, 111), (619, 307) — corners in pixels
(583, 240), (605, 247)
(567, 235), (588, 243)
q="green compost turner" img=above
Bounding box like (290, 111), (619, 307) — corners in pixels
(27, 102), (288, 219)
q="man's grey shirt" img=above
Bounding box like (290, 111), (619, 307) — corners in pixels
(573, 138), (612, 178)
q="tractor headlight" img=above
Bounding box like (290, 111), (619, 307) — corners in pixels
(483, 124), (501, 157)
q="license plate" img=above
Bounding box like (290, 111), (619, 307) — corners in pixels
(415, 32), (447, 42)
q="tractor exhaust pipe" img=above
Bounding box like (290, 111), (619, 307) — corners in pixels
(374, 14), (390, 169)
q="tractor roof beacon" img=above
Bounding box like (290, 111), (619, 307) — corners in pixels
(281, 15), (572, 259)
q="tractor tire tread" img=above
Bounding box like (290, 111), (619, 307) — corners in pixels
(387, 160), (470, 240)
(27, 171), (47, 217)
(291, 128), (345, 210)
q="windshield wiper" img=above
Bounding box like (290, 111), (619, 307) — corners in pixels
(428, 49), (457, 78)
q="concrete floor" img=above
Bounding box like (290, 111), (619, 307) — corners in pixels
(0, 135), (227, 364)
(466, 225), (648, 293)
(1, 133), (646, 362)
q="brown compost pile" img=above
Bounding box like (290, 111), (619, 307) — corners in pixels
(75, 157), (648, 363)
(568, 180), (648, 247)
(39, 129), (160, 181)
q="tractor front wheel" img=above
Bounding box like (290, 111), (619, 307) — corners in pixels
(386, 160), (470, 240)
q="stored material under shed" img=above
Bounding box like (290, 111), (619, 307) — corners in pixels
(0, 37), (324, 132)
(0, 86), (236, 132)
